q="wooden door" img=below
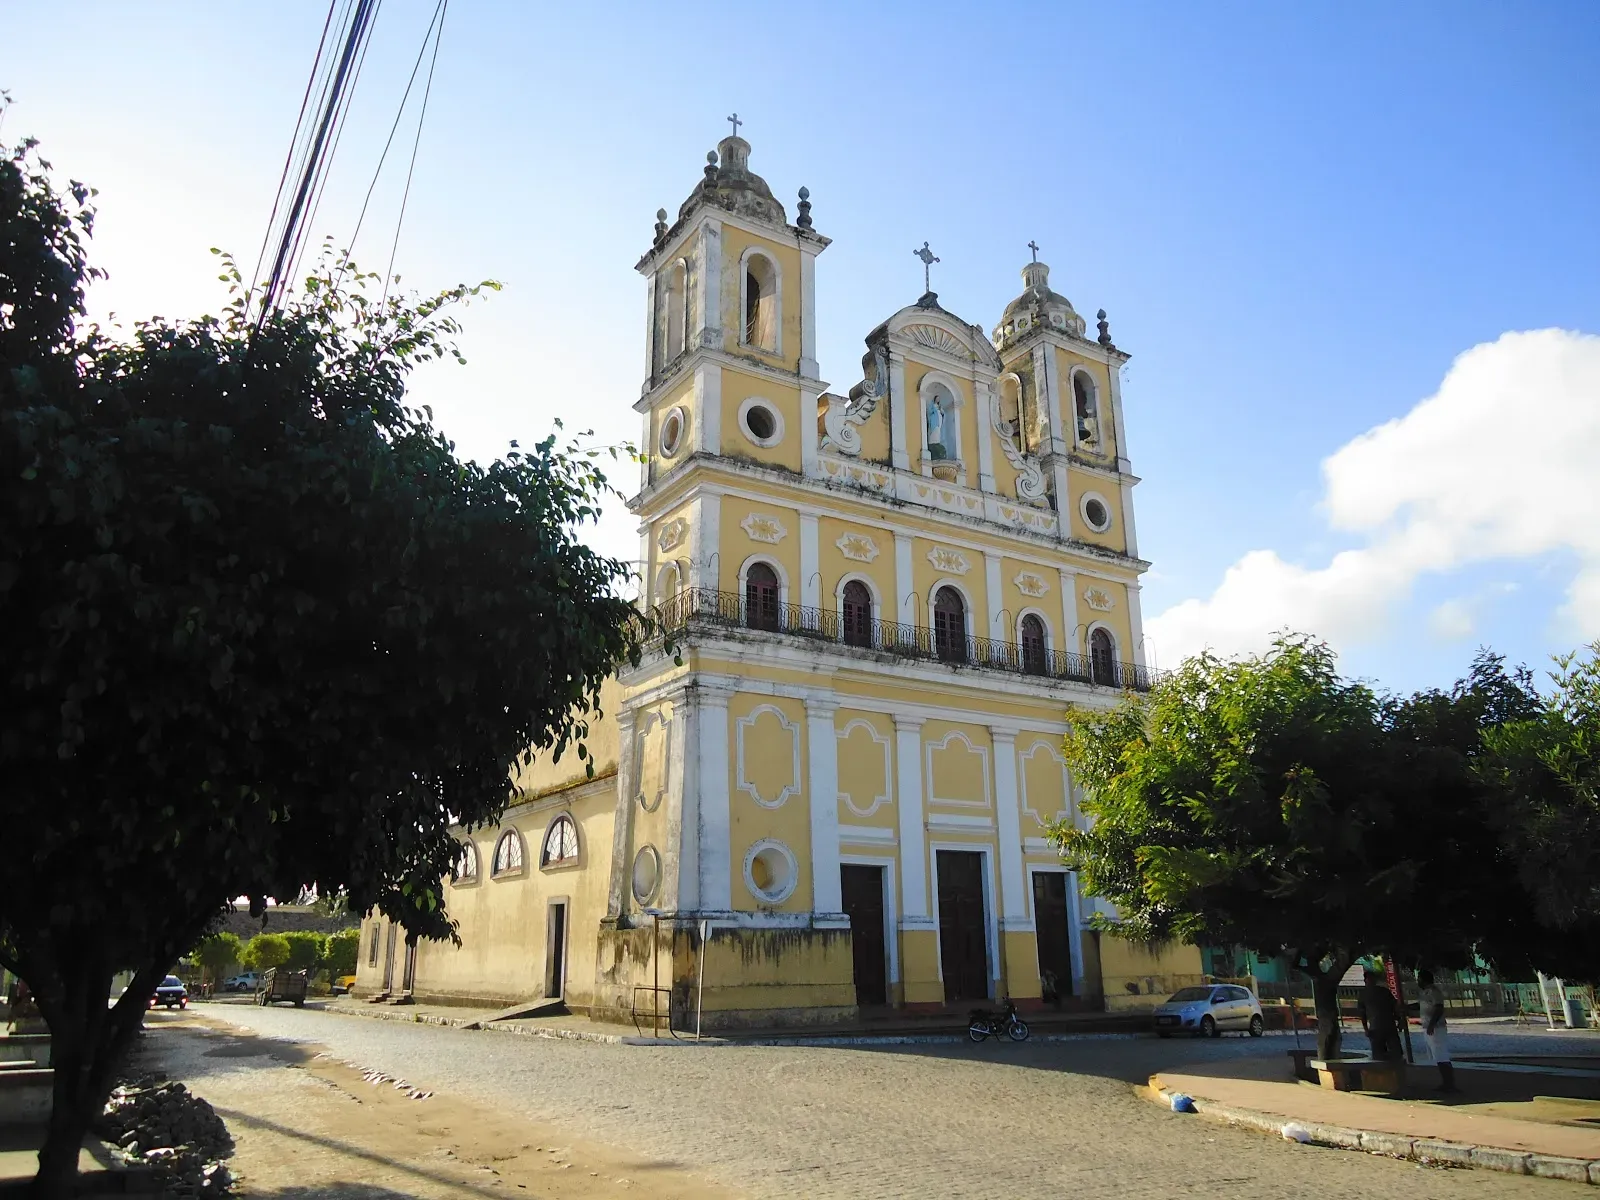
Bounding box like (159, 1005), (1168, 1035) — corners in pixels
(936, 851), (990, 1003)
(1032, 872), (1074, 1004)
(381, 922), (398, 991)
(545, 902), (568, 998)
(840, 864), (888, 1007)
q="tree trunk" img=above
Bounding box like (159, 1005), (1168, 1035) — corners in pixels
(1310, 970), (1344, 1062)
(32, 966), (157, 1199)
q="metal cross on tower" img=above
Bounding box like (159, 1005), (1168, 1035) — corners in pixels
(1028, 240), (1040, 263)
(914, 241), (940, 292)
(727, 112), (742, 137)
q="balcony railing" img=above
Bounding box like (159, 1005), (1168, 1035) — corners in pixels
(650, 588), (1158, 691)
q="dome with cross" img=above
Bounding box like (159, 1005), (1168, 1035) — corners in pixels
(994, 254), (1086, 349)
(678, 118), (787, 227)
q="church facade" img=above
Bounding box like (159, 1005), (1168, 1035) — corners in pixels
(352, 131), (1200, 1027)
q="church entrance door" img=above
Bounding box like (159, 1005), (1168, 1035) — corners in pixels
(936, 850), (990, 1004)
(381, 922), (398, 992)
(840, 864), (888, 1007)
(545, 901), (568, 999)
(1032, 871), (1074, 1004)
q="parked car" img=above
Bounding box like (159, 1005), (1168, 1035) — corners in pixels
(1153, 984), (1263, 1038)
(149, 975), (188, 1010)
(222, 973), (259, 992)
(331, 975), (357, 996)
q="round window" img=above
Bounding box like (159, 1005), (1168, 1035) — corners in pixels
(1082, 496), (1112, 533)
(658, 406), (686, 457)
(743, 404), (776, 443)
(743, 839), (798, 904)
(631, 845), (661, 904)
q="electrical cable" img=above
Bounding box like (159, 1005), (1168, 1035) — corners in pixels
(380, 0), (448, 312)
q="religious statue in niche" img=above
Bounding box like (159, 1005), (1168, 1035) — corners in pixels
(927, 393), (949, 461)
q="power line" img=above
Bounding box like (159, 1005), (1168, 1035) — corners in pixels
(381, 0), (448, 311)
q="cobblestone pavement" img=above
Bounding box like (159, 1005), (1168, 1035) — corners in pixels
(197, 1006), (1595, 1199)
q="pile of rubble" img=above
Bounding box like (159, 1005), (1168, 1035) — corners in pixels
(96, 1076), (235, 1195)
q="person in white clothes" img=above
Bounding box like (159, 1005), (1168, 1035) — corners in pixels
(1418, 969), (1458, 1092)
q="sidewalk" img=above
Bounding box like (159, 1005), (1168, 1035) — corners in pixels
(1149, 1052), (1600, 1185)
(291, 997), (1149, 1047)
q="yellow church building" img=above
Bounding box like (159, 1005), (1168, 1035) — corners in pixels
(353, 129), (1199, 1028)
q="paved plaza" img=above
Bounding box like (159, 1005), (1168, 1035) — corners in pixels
(177, 1004), (1595, 1198)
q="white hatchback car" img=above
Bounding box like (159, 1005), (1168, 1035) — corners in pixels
(1153, 984), (1264, 1038)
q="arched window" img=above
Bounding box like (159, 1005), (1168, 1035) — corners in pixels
(841, 580), (873, 648)
(997, 375), (1023, 452)
(662, 259), (687, 363)
(1020, 614), (1048, 676)
(491, 830), (524, 877)
(933, 586), (967, 663)
(1073, 371), (1100, 447)
(541, 814), (580, 868)
(1089, 627), (1117, 686)
(455, 841), (479, 883)
(743, 253), (778, 352)
(745, 562), (780, 631)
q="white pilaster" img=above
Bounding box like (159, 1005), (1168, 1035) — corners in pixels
(686, 491), (722, 592)
(642, 269), (658, 385)
(989, 726), (1029, 930)
(660, 687), (694, 912)
(799, 249), (819, 379)
(983, 550), (1004, 643)
(805, 695), (843, 916)
(697, 683), (733, 911)
(638, 522), (652, 605)
(894, 532), (916, 628)
(1037, 344), (1066, 458)
(1059, 567), (1079, 655)
(695, 218), (723, 349)
(1108, 357), (1131, 474)
(606, 708), (639, 919)
(894, 715), (931, 925)
(799, 512), (820, 612)
(1052, 461), (1071, 539)
(693, 361), (721, 456)
(1119, 477), (1140, 559)
(1067, 869), (1088, 997)
(800, 385), (822, 479)
(974, 377), (997, 493)
(1127, 582), (1148, 669)
(889, 350), (910, 472)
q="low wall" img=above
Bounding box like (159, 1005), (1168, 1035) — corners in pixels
(0, 1068), (53, 1123)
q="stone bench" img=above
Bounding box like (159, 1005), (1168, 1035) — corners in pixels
(0, 1067), (54, 1123)
(1309, 1057), (1405, 1093)
(0, 1033), (51, 1065)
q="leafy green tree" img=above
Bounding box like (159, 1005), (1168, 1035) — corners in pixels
(190, 932), (242, 990)
(324, 928), (361, 979)
(1051, 636), (1513, 1059)
(0, 125), (647, 1195)
(281, 931), (327, 974)
(240, 934), (290, 973)
(1479, 643), (1600, 977)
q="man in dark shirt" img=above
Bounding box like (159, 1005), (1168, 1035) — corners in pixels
(1360, 969), (1402, 1061)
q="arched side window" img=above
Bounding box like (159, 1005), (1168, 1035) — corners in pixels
(655, 560), (682, 608)
(933, 586), (967, 663)
(1073, 370), (1100, 448)
(540, 814), (580, 868)
(996, 374), (1024, 452)
(1089, 627), (1118, 686)
(455, 841), (479, 883)
(662, 259), (688, 364)
(491, 830), (524, 877)
(841, 579), (874, 648)
(745, 561), (781, 631)
(742, 252), (779, 353)
(1020, 614), (1048, 676)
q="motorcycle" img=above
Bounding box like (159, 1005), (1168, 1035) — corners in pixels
(968, 997), (1029, 1042)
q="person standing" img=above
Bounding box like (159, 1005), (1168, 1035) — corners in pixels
(1418, 969), (1458, 1092)
(1360, 970), (1402, 1060)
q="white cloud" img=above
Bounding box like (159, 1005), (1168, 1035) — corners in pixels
(1148, 329), (1600, 663)
(1427, 599), (1476, 641)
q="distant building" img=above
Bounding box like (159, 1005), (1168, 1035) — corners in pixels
(354, 129), (1199, 1026)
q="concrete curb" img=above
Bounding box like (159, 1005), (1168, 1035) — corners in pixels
(315, 1001), (1141, 1048)
(1146, 1081), (1600, 1185)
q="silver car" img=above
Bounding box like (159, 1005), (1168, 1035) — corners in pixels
(1152, 984), (1264, 1038)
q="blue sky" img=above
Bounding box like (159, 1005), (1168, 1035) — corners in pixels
(6, 1), (1598, 694)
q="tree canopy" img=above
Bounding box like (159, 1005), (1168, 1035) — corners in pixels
(240, 934), (290, 973)
(0, 123), (649, 1194)
(1049, 635), (1580, 1057)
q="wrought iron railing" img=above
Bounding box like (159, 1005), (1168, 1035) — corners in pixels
(649, 588), (1158, 691)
